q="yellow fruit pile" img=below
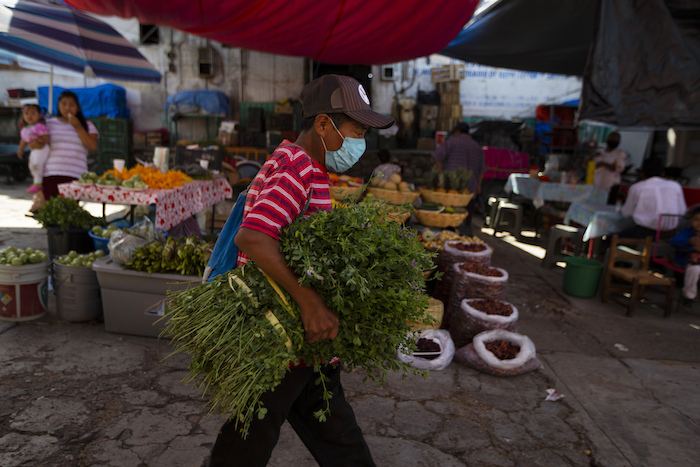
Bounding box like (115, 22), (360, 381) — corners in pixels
(105, 164), (192, 189)
(370, 173), (414, 192)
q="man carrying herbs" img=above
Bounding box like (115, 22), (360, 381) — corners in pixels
(209, 74), (394, 467)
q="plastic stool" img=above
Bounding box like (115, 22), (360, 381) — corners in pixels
(493, 201), (523, 238)
(485, 196), (509, 228)
(541, 224), (584, 268)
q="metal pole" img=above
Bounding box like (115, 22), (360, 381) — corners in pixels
(48, 65), (54, 115)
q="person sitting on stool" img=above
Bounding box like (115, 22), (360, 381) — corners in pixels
(619, 158), (686, 239)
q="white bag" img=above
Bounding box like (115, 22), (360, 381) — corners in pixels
(472, 329), (536, 371)
(397, 329), (455, 371)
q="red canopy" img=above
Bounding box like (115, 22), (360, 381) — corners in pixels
(64, 0), (478, 64)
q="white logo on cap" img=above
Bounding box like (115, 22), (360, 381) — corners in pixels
(358, 85), (370, 105)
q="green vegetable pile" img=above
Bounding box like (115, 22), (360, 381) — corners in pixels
(126, 236), (213, 276)
(96, 173), (122, 187)
(91, 224), (121, 239)
(122, 174), (147, 189)
(0, 247), (48, 266)
(55, 249), (105, 267)
(35, 197), (105, 230)
(77, 171), (99, 184)
(162, 200), (437, 437)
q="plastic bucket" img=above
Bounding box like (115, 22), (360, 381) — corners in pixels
(0, 262), (49, 321)
(88, 230), (110, 253)
(54, 262), (102, 322)
(46, 227), (94, 258)
(563, 257), (604, 298)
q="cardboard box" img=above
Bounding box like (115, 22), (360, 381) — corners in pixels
(146, 131), (163, 146)
(133, 133), (147, 147)
(217, 129), (239, 146)
(431, 65), (465, 83)
(416, 138), (435, 151)
(92, 256), (199, 338)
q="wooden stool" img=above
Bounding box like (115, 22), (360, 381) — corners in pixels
(542, 224), (584, 268)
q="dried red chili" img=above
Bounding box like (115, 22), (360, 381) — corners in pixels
(458, 263), (503, 277)
(451, 243), (487, 252)
(469, 299), (513, 316)
(485, 340), (520, 360)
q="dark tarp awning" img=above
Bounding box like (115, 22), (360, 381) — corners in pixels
(439, 0), (597, 77)
(578, 0), (700, 129)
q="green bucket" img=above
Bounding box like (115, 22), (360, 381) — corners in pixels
(563, 257), (604, 298)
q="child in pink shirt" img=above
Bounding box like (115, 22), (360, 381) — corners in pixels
(17, 104), (50, 194)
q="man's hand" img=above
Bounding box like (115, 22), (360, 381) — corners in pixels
(16, 149), (23, 159)
(297, 295), (339, 343)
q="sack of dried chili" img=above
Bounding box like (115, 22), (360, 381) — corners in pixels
(397, 329), (455, 370)
(444, 263), (509, 328)
(449, 299), (519, 348)
(454, 329), (540, 377)
(433, 240), (492, 303)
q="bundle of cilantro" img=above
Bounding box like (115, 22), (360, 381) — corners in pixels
(162, 199), (437, 437)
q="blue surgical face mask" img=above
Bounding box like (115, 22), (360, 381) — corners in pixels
(321, 119), (366, 173)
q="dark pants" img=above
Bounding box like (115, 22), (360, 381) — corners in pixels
(458, 196), (479, 236)
(42, 175), (75, 199)
(209, 364), (375, 467)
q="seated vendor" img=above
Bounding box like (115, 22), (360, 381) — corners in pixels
(592, 131), (626, 202)
(619, 158), (686, 238)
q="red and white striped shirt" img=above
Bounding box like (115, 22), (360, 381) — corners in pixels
(237, 141), (332, 265)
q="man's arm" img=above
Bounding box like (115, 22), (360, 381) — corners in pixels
(235, 227), (338, 343)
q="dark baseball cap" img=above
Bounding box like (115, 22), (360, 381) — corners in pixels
(300, 74), (395, 129)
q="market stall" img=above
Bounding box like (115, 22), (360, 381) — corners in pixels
(58, 177), (232, 231)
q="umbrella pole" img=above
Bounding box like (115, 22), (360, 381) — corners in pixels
(48, 65), (54, 115)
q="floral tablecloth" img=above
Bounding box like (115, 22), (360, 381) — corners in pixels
(504, 173), (607, 209)
(58, 178), (233, 231)
(564, 202), (636, 242)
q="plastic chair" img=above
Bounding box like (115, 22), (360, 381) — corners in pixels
(601, 235), (675, 317)
(651, 213), (687, 277)
(484, 196), (508, 227)
(541, 224), (584, 268)
(493, 200), (523, 238)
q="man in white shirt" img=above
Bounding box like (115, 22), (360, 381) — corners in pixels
(620, 158), (687, 238)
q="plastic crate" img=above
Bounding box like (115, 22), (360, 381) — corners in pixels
(92, 256), (199, 337)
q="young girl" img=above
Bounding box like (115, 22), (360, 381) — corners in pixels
(17, 104), (50, 194)
(43, 90), (98, 201)
(670, 206), (700, 307)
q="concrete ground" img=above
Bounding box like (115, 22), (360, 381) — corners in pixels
(1, 179), (699, 467)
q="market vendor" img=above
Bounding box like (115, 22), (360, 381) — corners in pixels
(430, 122), (485, 236)
(591, 131), (626, 201)
(209, 74), (394, 467)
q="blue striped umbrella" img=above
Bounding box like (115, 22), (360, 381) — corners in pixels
(0, 0), (161, 83)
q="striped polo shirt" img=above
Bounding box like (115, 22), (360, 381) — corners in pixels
(44, 118), (99, 179)
(238, 141), (332, 265)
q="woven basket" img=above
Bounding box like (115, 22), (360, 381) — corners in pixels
(420, 188), (474, 207)
(367, 187), (420, 205)
(408, 298), (445, 331)
(383, 206), (411, 223)
(415, 210), (468, 228)
(329, 185), (363, 201)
